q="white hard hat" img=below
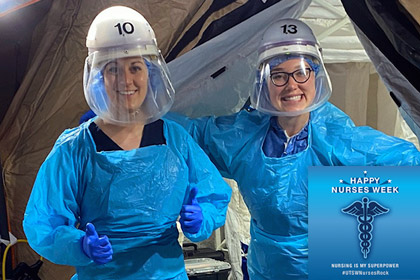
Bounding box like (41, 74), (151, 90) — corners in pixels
(251, 18), (332, 117)
(86, 6), (159, 67)
(83, 6), (175, 125)
(257, 18), (321, 65)
(86, 6), (157, 52)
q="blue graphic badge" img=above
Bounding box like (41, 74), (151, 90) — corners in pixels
(308, 166), (420, 280)
(342, 197), (389, 258)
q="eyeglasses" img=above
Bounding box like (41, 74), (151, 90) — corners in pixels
(270, 68), (313, 87)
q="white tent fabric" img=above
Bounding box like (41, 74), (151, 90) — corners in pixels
(302, 0), (418, 142)
(301, 0), (370, 63)
(353, 22), (420, 145)
(223, 179), (251, 280)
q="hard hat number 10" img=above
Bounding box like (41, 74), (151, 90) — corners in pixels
(280, 24), (297, 34)
(114, 22), (135, 35)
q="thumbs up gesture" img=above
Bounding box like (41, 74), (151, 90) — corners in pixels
(82, 223), (113, 264)
(180, 187), (203, 234)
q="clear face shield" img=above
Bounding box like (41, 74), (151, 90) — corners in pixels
(251, 48), (332, 117)
(83, 45), (175, 125)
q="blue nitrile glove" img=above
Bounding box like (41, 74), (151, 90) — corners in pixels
(82, 223), (113, 264)
(180, 187), (203, 234)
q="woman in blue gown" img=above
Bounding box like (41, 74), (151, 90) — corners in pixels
(23, 6), (231, 280)
(167, 18), (420, 279)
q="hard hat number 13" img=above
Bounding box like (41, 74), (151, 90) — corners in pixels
(281, 24), (297, 34)
(114, 22), (134, 35)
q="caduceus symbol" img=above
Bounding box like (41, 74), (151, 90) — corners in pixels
(342, 197), (389, 258)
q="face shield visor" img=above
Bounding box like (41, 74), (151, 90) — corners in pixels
(83, 44), (174, 125)
(251, 43), (332, 117)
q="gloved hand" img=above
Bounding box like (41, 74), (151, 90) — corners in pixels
(180, 187), (203, 234)
(82, 223), (113, 264)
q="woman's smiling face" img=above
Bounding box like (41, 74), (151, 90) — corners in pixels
(267, 58), (316, 113)
(103, 57), (149, 114)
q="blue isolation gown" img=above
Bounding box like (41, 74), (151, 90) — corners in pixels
(23, 118), (231, 280)
(168, 102), (420, 280)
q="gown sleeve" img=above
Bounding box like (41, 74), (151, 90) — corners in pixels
(312, 103), (420, 166)
(165, 121), (232, 242)
(164, 111), (251, 179)
(23, 129), (92, 266)
(183, 131), (232, 242)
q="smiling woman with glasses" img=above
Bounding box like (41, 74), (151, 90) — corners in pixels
(165, 18), (420, 280)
